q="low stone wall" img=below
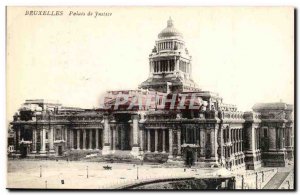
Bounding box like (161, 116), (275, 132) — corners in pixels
(119, 177), (235, 190)
(235, 168), (277, 189)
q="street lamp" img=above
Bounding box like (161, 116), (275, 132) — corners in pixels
(86, 166), (89, 178)
(136, 165), (139, 180)
(241, 175), (244, 189)
(40, 165), (42, 178)
(255, 172), (258, 189)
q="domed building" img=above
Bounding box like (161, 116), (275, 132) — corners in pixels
(139, 17), (199, 93)
(9, 18), (293, 171)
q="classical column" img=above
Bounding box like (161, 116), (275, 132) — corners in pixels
(240, 140), (243, 152)
(102, 115), (111, 155)
(229, 127), (232, 143)
(233, 142), (236, 154)
(147, 129), (151, 152)
(177, 129), (181, 157)
(256, 129), (259, 150)
(112, 127), (116, 151)
(132, 115), (138, 146)
(131, 114), (140, 156)
(89, 129), (93, 150)
(154, 129), (158, 153)
(139, 129), (144, 152)
(159, 61), (161, 72)
(185, 128), (188, 143)
(83, 129), (86, 150)
(32, 129), (37, 153)
(70, 130), (74, 150)
(279, 128), (284, 149)
(64, 128), (68, 149)
(49, 127), (54, 154)
(168, 129), (173, 158)
(115, 126), (119, 150)
(199, 128), (205, 159)
(219, 127), (225, 165)
(268, 127), (276, 150)
(210, 128), (218, 161)
(95, 129), (99, 150)
(15, 128), (19, 152)
(162, 129), (166, 153)
(40, 128), (46, 154)
(285, 127), (293, 159)
(77, 129), (80, 150)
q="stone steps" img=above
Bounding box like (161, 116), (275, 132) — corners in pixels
(85, 150), (141, 164)
(143, 153), (169, 163)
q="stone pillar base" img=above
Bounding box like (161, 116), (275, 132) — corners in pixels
(262, 150), (286, 167)
(167, 155), (175, 163)
(102, 145), (111, 155)
(130, 147), (141, 157)
(205, 156), (218, 163)
(39, 151), (47, 156)
(31, 151), (37, 154)
(286, 147), (294, 160)
(245, 158), (262, 170)
(49, 150), (55, 155)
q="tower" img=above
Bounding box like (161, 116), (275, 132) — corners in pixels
(139, 18), (200, 93)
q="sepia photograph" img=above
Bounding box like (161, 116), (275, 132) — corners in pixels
(6, 6), (294, 190)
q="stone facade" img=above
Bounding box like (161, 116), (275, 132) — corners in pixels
(9, 18), (293, 171)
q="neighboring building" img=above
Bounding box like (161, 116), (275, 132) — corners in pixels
(9, 18), (294, 170)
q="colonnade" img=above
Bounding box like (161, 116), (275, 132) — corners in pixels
(223, 127), (244, 166)
(71, 129), (102, 150)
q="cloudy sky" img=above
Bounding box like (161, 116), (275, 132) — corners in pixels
(7, 7), (294, 121)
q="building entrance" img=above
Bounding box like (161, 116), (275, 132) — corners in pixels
(19, 143), (28, 158)
(183, 145), (198, 167)
(186, 149), (194, 166)
(117, 123), (132, 150)
(58, 146), (63, 156)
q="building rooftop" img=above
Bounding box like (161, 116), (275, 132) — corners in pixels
(252, 102), (293, 111)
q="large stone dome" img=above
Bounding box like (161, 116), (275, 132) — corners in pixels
(158, 17), (183, 39)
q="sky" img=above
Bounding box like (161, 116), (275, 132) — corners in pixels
(6, 7), (294, 122)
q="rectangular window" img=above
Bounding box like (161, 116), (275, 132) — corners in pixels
(264, 128), (268, 137)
